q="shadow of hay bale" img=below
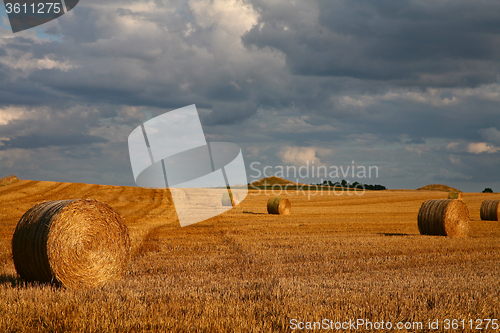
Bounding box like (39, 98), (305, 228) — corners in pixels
(242, 211), (266, 215)
(0, 274), (21, 287)
(379, 233), (413, 237)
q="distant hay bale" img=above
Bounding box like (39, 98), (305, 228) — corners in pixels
(12, 199), (130, 288)
(267, 197), (291, 215)
(480, 200), (500, 221)
(448, 191), (463, 199)
(417, 199), (469, 237)
(221, 192), (240, 207)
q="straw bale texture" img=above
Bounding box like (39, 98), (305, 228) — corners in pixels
(447, 191), (463, 199)
(11, 199), (130, 288)
(480, 200), (500, 221)
(267, 197), (291, 215)
(417, 199), (469, 237)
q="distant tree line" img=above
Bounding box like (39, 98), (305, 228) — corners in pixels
(317, 179), (387, 190)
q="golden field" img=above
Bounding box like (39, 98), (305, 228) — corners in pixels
(0, 179), (499, 332)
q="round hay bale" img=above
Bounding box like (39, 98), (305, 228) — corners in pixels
(417, 199), (469, 237)
(221, 192), (240, 207)
(480, 200), (500, 221)
(12, 199), (130, 288)
(267, 197), (291, 215)
(447, 191), (463, 200)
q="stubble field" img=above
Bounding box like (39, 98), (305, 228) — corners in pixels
(0, 179), (499, 332)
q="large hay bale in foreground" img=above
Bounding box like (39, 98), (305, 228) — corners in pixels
(417, 199), (469, 237)
(267, 197), (291, 215)
(480, 200), (500, 221)
(12, 199), (130, 288)
(221, 192), (240, 207)
(448, 191), (463, 199)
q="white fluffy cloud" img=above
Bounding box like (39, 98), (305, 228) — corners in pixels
(467, 142), (500, 154)
(190, 0), (259, 35)
(0, 106), (29, 125)
(277, 146), (331, 166)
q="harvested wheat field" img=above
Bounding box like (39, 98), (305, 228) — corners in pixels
(0, 179), (500, 332)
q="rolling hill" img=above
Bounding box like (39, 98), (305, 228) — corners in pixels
(417, 184), (460, 192)
(250, 176), (302, 187)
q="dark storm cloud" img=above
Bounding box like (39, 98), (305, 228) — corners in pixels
(0, 0), (499, 190)
(56, 7), (104, 43)
(2, 0), (500, 116)
(344, 98), (500, 143)
(433, 151), (500, 184)
(0, 36), (78, 107)
(200, 101), (258, 125)
(0, 105), (107, 149)
(0, 133), (106, 149)
(243, 0), (500, 87)
(479, 127), (500, 146)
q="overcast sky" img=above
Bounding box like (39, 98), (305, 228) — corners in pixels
(1, 0), (500, 191)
